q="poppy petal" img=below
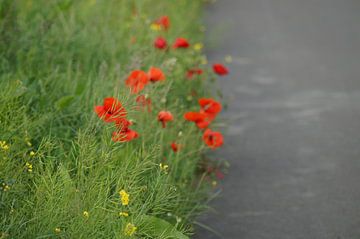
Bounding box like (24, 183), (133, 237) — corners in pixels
(184, 112), (205, 122)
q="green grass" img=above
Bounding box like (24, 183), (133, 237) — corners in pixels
(0, 0), (223, 238)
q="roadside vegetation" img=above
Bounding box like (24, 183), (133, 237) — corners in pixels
(0, 0), (229, 238)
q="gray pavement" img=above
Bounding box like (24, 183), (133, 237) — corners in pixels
(195, 1), (360, 238)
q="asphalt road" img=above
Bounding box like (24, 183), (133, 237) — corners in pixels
(195, 1), (360, 238)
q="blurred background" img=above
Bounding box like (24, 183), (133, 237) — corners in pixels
(196, 0), (360, 238)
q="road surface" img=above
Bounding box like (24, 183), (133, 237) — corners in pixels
(195, 1), (360, 238)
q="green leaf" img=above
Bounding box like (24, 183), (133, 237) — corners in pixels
(55, 95), (74, 110)
(58, 164), (73, 189)
(140, 215), (189, 239)
(75, 82), (86, 95)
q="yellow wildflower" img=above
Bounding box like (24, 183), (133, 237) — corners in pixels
(159, 163), (169, 174)
(119, 212), (129, 217)
(25, 162), (33, 172)
(124, 223), (137, 236)
(150, 23), (161, 31)
(2, 183), (10, 192)
(225, 55), (233, 63)
(0, 141), (9, 151)
(212, 181), (218, 187)
(119, 190), (129, 206)
(193, 43), (203, 51)
(83, 211), (89, 218)
(29, 151), (35, 157)
(54, 228), (61, 233)
(200, 56), (208, 65)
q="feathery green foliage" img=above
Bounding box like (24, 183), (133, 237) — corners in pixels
(0, 0), (219, 238)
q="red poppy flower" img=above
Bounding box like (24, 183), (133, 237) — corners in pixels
(154, 37), (167, 49)
(125, 70), (149, 94)
(212, 63), (229, 76)
(186, 68), (203, 79)
(203, 129), (224, 149)
(136, 95), (152, 112)
(199, 98), (222, 120)
(112, 129), (138, 142)
(173, 38), (190, 48)
(184, 112), (210, 129)
(171, 142), (180, 152)
(158, 111), (173, 128)
(206, 166), (214, 174)
(155, 16), (170, 30)
(94, 97), (127, 122)
(112, 118), (138, 142)
(115, 117), (132, 130)
(148, 67), (166, 82)
(215, 169), (225, 180)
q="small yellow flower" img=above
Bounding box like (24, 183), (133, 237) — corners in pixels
(2, 183), (10, 192)
(193, 43), (203, 51)
(212, 181), (218, 187)
(0, 141), (9, 151)
(119, 212), (129, 217)
(25, 162), (33, 172)
(200, 56), (208, 65)
(159, 163), (169, 174)
(54, 228), (61, 233)
(119, 190), (129, 206)
(150, 23), (161, 31)
(83, 211), (89, 218)
(29, 151), (35, 157)
(225, 55), (233, 63)
(124, 223), (137, 236)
